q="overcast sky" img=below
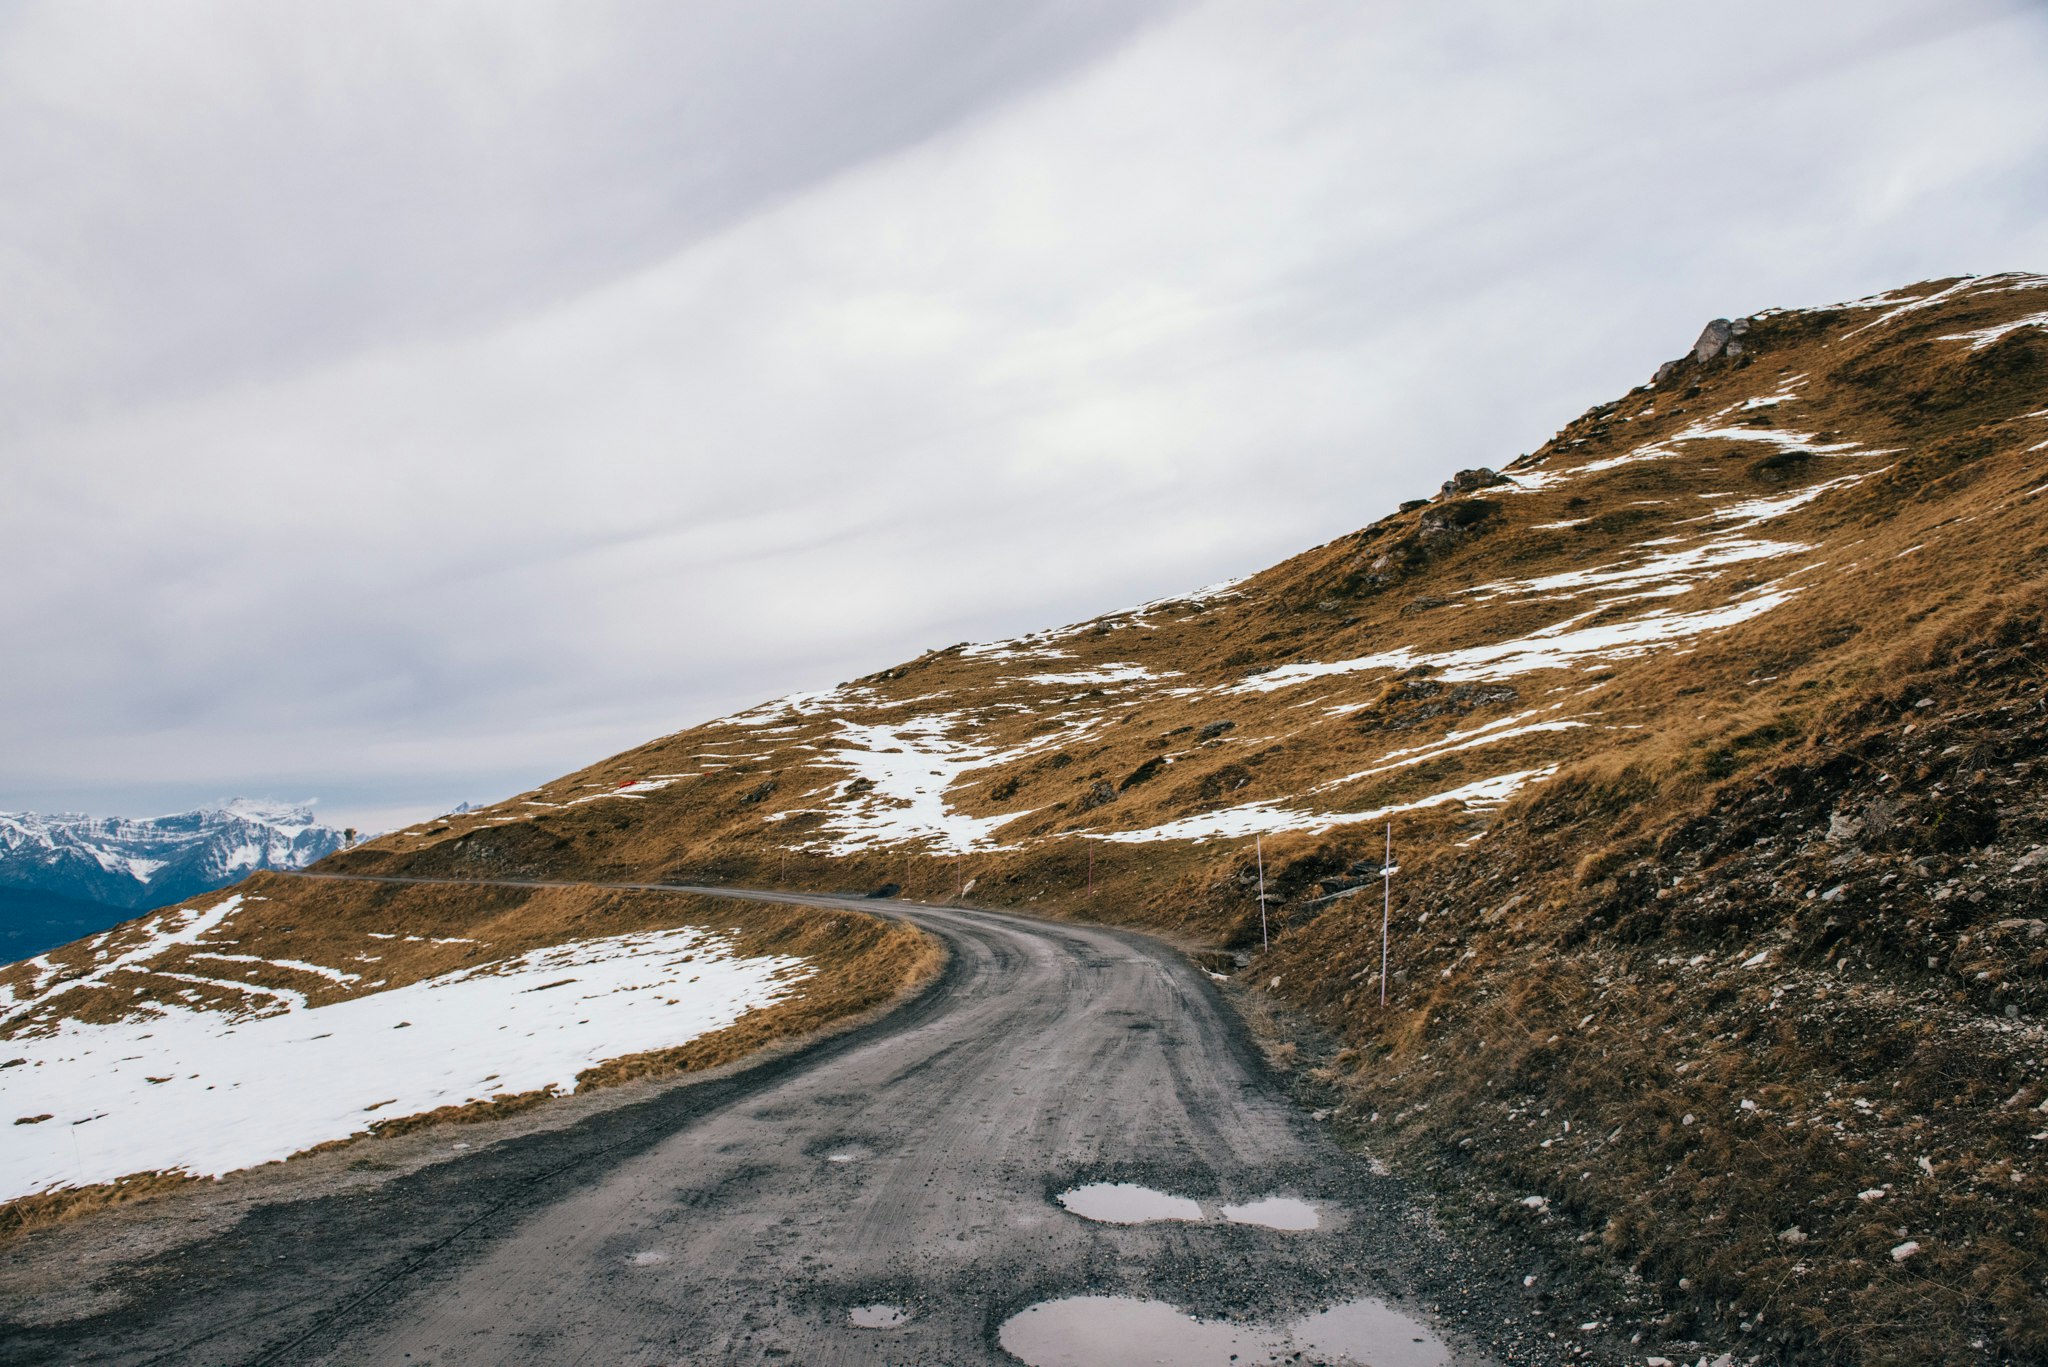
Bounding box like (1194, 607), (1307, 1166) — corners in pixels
(4, 0), (2046, 832)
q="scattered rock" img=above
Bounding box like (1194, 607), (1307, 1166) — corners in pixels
(1074, 780), (1118, 812)
(1693, 316), (1751, 362)
(1439, 468), (1510, 497)
(1118, 758), (1166, 791)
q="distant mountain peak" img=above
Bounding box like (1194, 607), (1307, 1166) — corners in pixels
(0, 800), (345, 931)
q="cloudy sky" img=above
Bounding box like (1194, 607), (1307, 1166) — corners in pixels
(4, 0), (2046, 832)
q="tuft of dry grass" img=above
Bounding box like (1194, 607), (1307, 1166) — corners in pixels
(0, 1170), (207, 1241)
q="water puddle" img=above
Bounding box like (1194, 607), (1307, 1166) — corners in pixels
(848, 1303), (910, 1329)
(998, 1293), (1449, 1367)
(1056, 1183), (1204, 1224)
(1219, 1196), (1320, 1231)
(1292, 1297), (1449, 1367)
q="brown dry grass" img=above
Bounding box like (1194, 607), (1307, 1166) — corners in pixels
(0, 1170), (207, 1242)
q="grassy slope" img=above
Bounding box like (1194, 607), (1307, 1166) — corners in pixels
(324, 273), (2048, 1365)
(15, 274), (2044, 1359)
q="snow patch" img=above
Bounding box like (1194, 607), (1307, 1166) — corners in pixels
(1095, 769), (1556, 844)
(1238, 581), (1802, 693)
(1939, 310), (2048, 351)
(0, 925), (807, 1202)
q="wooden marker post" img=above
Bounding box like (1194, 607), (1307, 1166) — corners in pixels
(1380, 823), (1397, 1007)
(1257, 834), (1269, 952)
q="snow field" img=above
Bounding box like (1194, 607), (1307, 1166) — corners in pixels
(0, 921), (810, 1202)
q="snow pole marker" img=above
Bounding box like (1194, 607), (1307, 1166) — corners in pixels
(1380, 823), (1397, 1007)
(1257, 834), (1269, 952)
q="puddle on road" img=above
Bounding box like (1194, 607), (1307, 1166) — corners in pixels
(999, 1297), (1267, 1364)
(1219, 1196), (1320, 1231)
(625, 1250), (669, 1267)
(1055, 1183), (1203, 1224)
(998, 1294), (1449, 1367)
(1292, 1297), (1450, 1367)
(1056, 1185), (1321, 1231)
(848, 1303), (910, 1328)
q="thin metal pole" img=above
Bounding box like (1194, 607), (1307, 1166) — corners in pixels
(1380, 823), (1393, 1007)
(1257, 835), (1268, 952)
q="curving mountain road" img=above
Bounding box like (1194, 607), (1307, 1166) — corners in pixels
(1, 885), (1546, 1366)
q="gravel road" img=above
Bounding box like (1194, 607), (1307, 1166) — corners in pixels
(2, 888), (1570, 1366)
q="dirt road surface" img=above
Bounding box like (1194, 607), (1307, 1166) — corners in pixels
(2, 888), (1566, 1365)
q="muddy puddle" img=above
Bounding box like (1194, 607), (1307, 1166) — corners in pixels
(998, 1293), (1449, 1367)
(1056, 1182), (1203, 1224)
(848, 1303), (910, 1328)
(1219, 1195), (1320, 1230)
(1055, 1184), (1320, 1230)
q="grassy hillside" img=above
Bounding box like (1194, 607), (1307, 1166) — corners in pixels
(321, 272), (2048, 1364)
(18, 272), (2044, 1361)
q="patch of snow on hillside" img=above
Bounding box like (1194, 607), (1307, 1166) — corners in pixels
(1097, 769), (1558, 844)
(0, 924), (806, 1202)
(2, 896), (247, 1031)
(1569, 418), (1874, 480)
(1313, 711), (1590, 789)
(811, 718), (1030, 854)
(188, 952), (361, 985)
(152, 971), (308, 1012)
(1840, 277), (1987, 336)
(1939, 310), (2048, 351)
(957, 640), (1075, 662)
(1669, 423), (1868, 455)
(1739, 375), (1808, 409)
(1026, 664), (1174, 687)
(1238, 581), (1802, 693)
(1706, 468), (1880, 527)
(1125, 574), (1250, 612)
(1464, 536), (1806, 605)
(725, 685), (877, 723)
(562, 779), (675, 806)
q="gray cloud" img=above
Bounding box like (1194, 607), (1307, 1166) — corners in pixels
(4, 0), (2045, 831)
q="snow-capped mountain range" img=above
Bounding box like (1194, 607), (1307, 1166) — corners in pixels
(0, 800), (344, 914)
